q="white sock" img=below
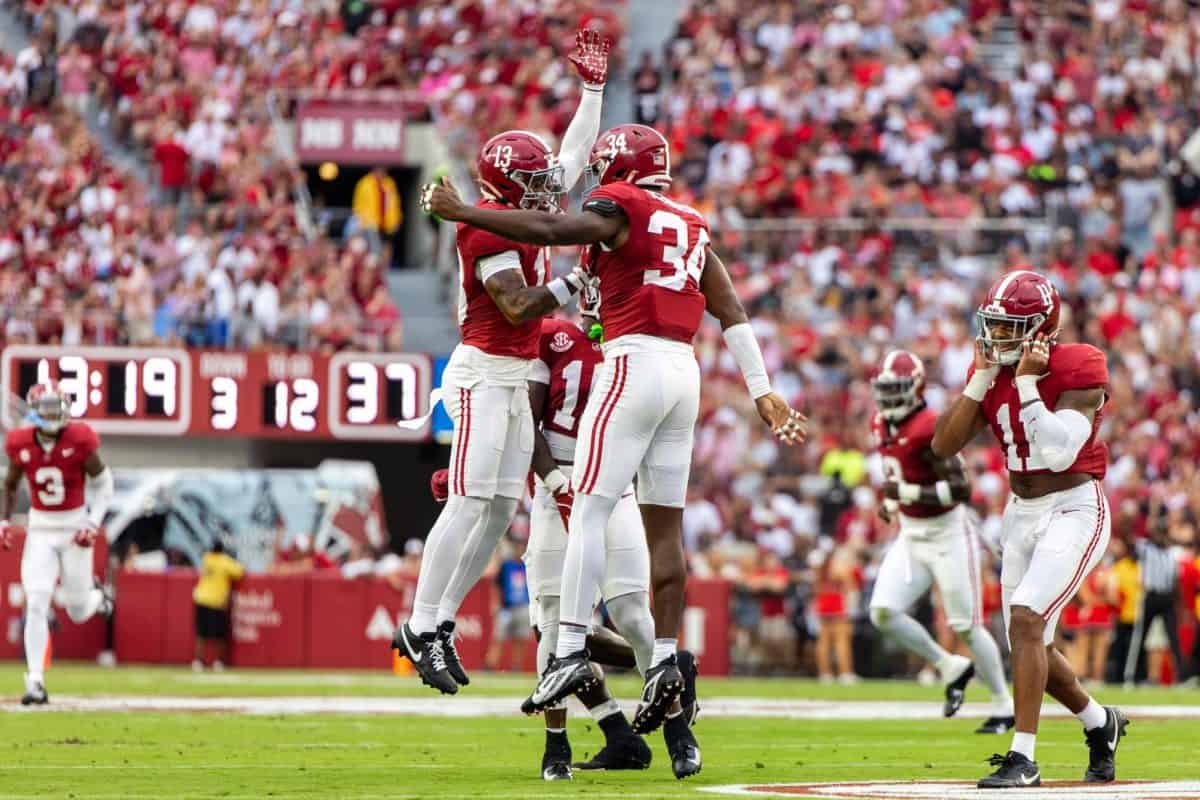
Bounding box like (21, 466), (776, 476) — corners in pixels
(1011, 731), (1036, 761)
(408, 495), (488, 633)
(588, 698), (621, 722)
(23, 592), (51, 683)
(436, 496), (518, 624)
(962, 626), (1014, 715)
(555, 624), (587, 659)
(652, 638), (677, 667)
(546, 727), (565, 734)
(558, 493), (617, 631)
(871, 607), (950, 668)
(1077, 699), (1107, 730)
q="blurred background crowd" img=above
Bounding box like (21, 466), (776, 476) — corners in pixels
(2, 0), (1199, 684)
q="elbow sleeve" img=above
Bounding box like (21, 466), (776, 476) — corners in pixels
(1019, 405), (1091, 473)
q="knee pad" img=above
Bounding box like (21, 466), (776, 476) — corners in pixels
(63, 592), (93, 624)
(869, 606), (891, 629)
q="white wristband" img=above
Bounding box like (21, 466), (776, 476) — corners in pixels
(546, 278), (574, 307)
(1015, 375), (1041, 406)
(935, 480), (954, 506)
(963, 368), (998, 403)
(722, 322), (772, 399)
(542, 468), (568, 495)
(898, 482), (922, 504)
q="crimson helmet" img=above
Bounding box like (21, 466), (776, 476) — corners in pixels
(871, 350), (926, 422)
(476, 130), (563, 210)
(26, 381), (69, 434)
(585, 124), (671, 191)
(977, 270), (1061, 366)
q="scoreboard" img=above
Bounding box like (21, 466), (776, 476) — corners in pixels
(0, 346), (434, 441)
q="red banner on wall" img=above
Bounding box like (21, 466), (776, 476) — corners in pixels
(295, 103), (406, 165)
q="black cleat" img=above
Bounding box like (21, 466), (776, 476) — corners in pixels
(573, 735), (652, 771)
(631, 655), (684, 735)
(977, 751), (1040, 788)
(95, 578), (115, 617)
(677, 650), (700, 727)
(942, 660), (975, 718)
(1084, 706), (1129, 783)
(664, 712), (702, 779)
(20, 679), (48, 706)
(976, 715), (1016, 734)
(525, 651), (597, 711)
(541, 730), (573, 781)
(437, 621), (470, 686)
(391, 623), (458, 695)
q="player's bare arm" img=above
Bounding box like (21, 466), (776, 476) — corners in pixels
(425, 177), (626, 247)
(526, 378), (573, 524)
(931, 338), (991, 459)
(700, 247), (806, 444)
(0, 461), (19, 549)
(484, 268), (585, 325)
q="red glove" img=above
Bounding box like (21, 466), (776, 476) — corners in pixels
(553, 485), (575, 530)
(430, 468), (449, 503)
(74, 525), (100, 547)
(567, 27), (613, 87)
(0, 521), (13, 551)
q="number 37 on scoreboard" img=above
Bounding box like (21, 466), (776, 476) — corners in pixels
(0, 347), (433, 442)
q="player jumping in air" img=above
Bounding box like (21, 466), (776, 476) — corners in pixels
(391, 29), (612, 694)
(424, 123), (806, 778)
(931, 271), (1128, 788)
(2, 382), (115, 705)
(867, 350), (1015, 733)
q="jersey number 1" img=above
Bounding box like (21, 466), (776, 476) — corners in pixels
(645, 210), (708, 290)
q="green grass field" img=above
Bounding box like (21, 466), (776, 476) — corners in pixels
(0, 664), (1197, 799)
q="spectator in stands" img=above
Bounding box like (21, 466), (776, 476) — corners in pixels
(484, 534), (530, 673)
(191, 540), (244, 672)
(351, 167), (403, 265)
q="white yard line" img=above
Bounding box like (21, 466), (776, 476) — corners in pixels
(701, 781), (1200, 800)
(3, 695), (1200, 720)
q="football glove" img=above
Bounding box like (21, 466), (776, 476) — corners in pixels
(430, 468), (449, 503)
(543, 469), (574, 530)
(0, 520), (13, 550)
(568, 27), (613, 88)
(73, 525), (100, 547)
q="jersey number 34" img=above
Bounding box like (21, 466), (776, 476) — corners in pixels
(645, 210), (708, 290)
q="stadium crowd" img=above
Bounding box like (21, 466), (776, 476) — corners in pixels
(3, 0), (1200, 683)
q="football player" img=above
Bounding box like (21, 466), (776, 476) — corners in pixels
(867, 350), (1015, 733)
(525, 280), (698, 779)
(391, 28), (612, 694)
(1, 382), (114, 705)
(424, 123), (805, 776)
(932, 271), (1127, 788)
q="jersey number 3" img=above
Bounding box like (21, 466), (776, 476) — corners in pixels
(34, 466), (65, 507)
(645, 210), (708, 290)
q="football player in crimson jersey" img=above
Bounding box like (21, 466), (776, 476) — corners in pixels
(932, 271), (1127, 789)
(867, 351), (1015, 734)
(392, 28), (613, 695)
(1, 382), (115, 705)
(425, 122), (805, 774)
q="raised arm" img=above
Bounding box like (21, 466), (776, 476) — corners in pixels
(931, 339), (992, 459)
(700, 247), (806, 444)
(424, 177), (624, 246)
(557, 29), (611, 190)
(1015, 335), (1104, 473)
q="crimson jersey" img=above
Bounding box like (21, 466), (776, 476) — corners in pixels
(968, 342), (1109, 479)
(530, 318), (602, 462)
(871, 407), (956, 519)
(583, 182), (709, 345)
(4, 422), (99, 514)
(456, 200), (550, 360)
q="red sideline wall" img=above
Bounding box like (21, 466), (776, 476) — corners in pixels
(2, 548), (731, 673)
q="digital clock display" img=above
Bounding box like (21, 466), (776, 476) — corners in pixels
(1, 347), (432, 441)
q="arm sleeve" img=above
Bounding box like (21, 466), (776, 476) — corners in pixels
(1018, 402), (1093, 473)
(557, 86), (604, 191)
(86, 466), (114, 527)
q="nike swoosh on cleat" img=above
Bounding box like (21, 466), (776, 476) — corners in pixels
(403, 634), (423, 663)
(1108, 725), (1119, 752)
(641, 672), (662, 702)
(1020, 772), (1040, 785)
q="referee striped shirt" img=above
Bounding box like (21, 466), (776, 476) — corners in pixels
(1134, 539), (1179, 593)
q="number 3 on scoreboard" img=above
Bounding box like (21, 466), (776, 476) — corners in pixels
(644, 210), (708, 290)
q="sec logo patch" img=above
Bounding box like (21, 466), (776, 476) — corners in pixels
(549, 332), (573, 353)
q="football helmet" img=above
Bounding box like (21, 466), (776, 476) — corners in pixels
(977, 270), (1061, 366)
(26, 381), (69, 434)
(476, 131), (563, 210)
(585, 124), (671, 192)
(871, 350), (926, 422)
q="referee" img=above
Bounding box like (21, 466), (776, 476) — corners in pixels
(1124, 515), (1184, 685)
